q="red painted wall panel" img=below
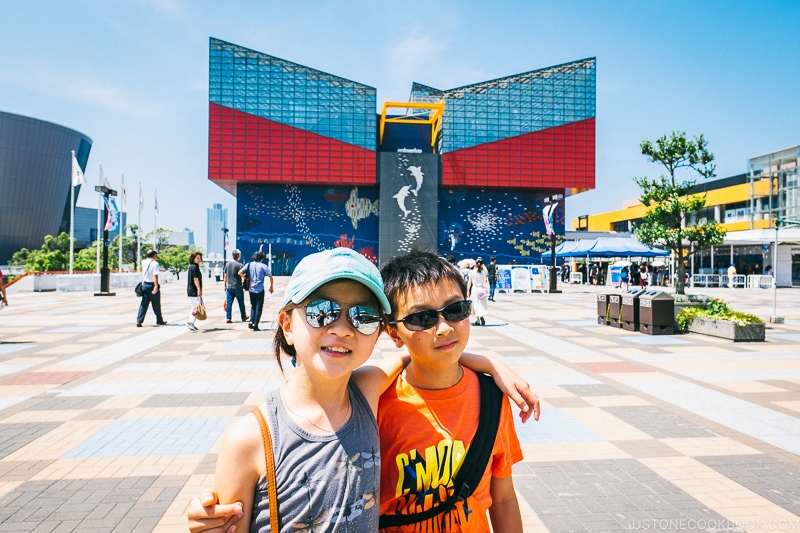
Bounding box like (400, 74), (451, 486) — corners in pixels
(442, 118), (595, 189)
(208, 103), (376, 185)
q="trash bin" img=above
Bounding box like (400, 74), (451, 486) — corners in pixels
(608, 294), (623, 328)
(621, 288), (645, 332)
(639, 290), (675, 335)
(596, 294), (612, 325)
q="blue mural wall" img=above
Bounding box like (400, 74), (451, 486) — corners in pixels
(237, 183), (380, 275)
(437, 188), (565, 264)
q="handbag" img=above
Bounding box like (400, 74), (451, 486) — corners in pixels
(134, 282), (144, 297)
(242, 264), (251, 291)
(192, 297), (207, 320)
(252, 407), (280, 531)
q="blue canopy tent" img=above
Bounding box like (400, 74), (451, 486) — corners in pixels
(542, 237), (669, 260)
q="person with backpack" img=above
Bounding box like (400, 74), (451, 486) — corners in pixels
(136, 249), (167, 327)
(239, 251), (273, 331)
(186, 248), (538, 533)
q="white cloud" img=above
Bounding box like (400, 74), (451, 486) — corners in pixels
(0, 61), (159, 118)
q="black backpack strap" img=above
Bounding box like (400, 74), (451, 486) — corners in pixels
(378, 372), (504, 529)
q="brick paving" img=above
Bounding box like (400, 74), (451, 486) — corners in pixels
(1, 280), (800, 532)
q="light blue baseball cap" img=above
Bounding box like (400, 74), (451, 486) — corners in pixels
(283, 248), (391, 314)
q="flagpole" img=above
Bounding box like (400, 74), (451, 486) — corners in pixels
(153, 188), (158, 251)
(96, 164), (103, 274)
(70, 151), (76, 275)
(137, 182), (142, 271)
(119, 174), (124, 272)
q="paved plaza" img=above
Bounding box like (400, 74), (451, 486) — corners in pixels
(1, 279), (800, 532)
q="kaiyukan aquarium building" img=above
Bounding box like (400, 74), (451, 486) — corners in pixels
(208, 38), (596, 274)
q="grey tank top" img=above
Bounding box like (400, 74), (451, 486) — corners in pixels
(250, 380), (380, 532)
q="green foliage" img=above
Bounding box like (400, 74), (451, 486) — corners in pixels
(157, 245), (197, 280)
(676, 298), (763, 332)
(9, 233), (73, 271)
(632, 132), (727, 294)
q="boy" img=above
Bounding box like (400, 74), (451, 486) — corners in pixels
(377, 250), (523, 531)
(188, 250), (533, 532)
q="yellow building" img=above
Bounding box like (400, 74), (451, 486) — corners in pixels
(572, 146), (800, 286)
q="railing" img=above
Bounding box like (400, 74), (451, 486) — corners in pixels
(747, 275), (775, 289)
(570, 272), (584, 284)
(691, 274), (721, 287)
(691, 273), (770, 289)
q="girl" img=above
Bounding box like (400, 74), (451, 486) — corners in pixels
(192, 248), (538, 533)
(186, 251), (203, 332)
(467, 257), (489, 326)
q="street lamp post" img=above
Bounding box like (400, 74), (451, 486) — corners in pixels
(543, 193), (564, 294)
(94, 184), (117, 297)
(222, 227), (229, 268)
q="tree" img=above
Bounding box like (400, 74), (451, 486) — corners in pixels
(9, 233), (73, 271)
(158, 245), (194, 280)
(144, 228), (171, 251)
(633, 132), (726, 294)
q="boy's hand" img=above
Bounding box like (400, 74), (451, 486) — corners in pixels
(187, 490), (243, 533)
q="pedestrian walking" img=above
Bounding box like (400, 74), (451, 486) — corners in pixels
(186, 251), (203, 332)
(240, 251), (273, 331)
(0, 267), (8, 309)
(136, 250), (167, 327)
(223, 249), (248, 324)
(487, 256), (499, 301)
(468, 257), (489, 326)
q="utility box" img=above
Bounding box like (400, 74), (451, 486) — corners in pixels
(597, 294), (611, 325)
(608, 294), (623, 328)
(639, 290), (675, 335)
(621, 288), (645, 332)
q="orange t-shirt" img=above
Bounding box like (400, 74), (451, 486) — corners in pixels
(377, 367), (523, 532)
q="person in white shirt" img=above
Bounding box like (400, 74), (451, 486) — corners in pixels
(137, 249), (167, 327)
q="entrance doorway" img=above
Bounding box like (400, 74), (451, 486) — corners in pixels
(793, 254), (800, 287)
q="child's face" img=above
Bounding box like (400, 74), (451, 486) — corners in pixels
(387, 278), (469, 370)
(280, 279), (381, 380)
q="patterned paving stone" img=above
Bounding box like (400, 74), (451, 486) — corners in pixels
(63, 417), (232, 457)
(27, 396), (112, 411)
(561, 384), (628, 396)
(139, 392), (251, 408)
(0, 422), (61, 460)
(514, 459), (741, 532)
(697, 454), (800, 516)
(0, 476), (186, 532)
(602, 406), (717, 439)
(0, 372), (91, 386)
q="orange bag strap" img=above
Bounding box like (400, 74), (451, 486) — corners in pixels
(251, 406), (280, 531)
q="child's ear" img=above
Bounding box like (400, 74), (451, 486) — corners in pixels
(386, 326), (405, 348)
(278, 310), (293, 344)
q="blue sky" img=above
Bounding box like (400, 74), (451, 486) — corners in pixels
(2, 1), (798, 246)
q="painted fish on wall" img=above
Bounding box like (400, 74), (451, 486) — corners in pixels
(345, 187), (379, 229)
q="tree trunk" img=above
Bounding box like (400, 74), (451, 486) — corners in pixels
(676, 242), (686, 294)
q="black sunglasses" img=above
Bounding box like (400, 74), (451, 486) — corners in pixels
(388, 300), (472, 331)
(300, 299), (382, 335)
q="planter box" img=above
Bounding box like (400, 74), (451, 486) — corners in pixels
(688, 317), (765, 342)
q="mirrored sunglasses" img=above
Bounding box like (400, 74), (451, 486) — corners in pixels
(388, 300), (472, 331)
(301, 299), (382, 335)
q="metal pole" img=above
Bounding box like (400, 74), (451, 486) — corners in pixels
(772, 223), (779, 322)
(69, 151), (75, 275)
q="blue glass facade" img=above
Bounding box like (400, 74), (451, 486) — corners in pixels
(411, 58), (596, 153)
(209, 38), (376, 150)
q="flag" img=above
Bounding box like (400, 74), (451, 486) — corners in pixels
(104, 197), (120, 232)
(71, 154), (85, 186)
(154, 189), (158, 216)
(542, 202), (557, 236)
(138, 182), (144, 213)
(224, 233), (229, 251)
(120, 175), (127, 210)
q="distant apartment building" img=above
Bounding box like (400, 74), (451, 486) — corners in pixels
(206, 203), (228, 259)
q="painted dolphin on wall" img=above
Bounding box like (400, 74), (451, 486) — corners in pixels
(407, 166), (424, 196)
(393, 185), (411, 217)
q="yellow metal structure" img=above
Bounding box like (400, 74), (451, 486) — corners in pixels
(379, 101), (445, 148)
